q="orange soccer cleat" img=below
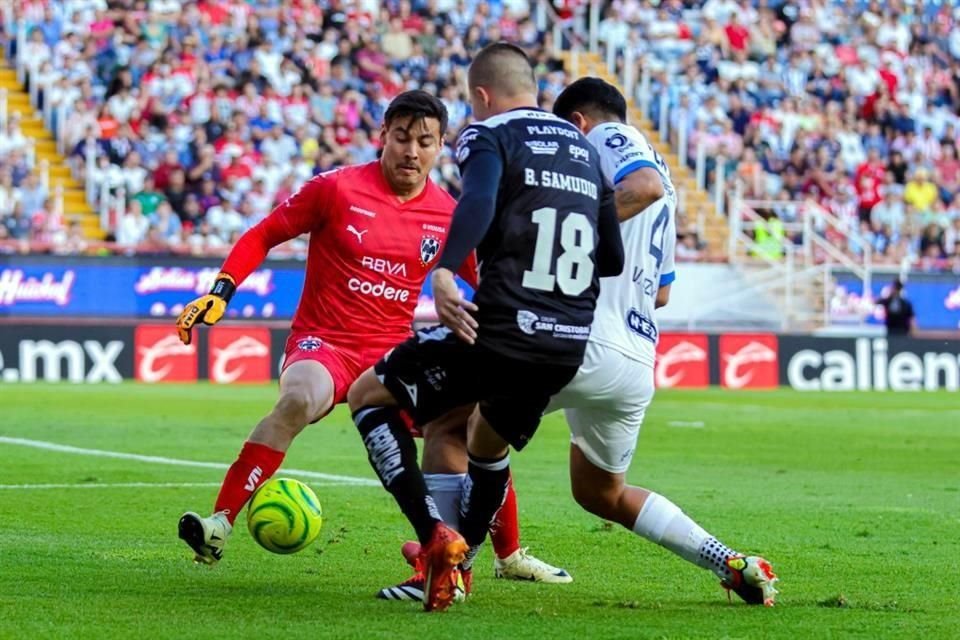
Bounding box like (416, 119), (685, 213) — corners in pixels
(420, 523), (469, 612)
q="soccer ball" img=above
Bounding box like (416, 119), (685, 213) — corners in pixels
(246, 478), (323, 554)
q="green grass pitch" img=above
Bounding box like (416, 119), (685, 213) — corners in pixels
(1, 384), (958, 639)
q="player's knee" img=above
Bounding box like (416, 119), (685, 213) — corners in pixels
(271, 389), (318, 430)
(346, 376), (371, 411)
(571, 481), (597, 513)
(346, 370), (391, 411)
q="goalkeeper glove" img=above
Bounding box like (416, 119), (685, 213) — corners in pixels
(175, 273), (237, 345)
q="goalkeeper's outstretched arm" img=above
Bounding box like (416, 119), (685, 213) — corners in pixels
(175, 177), (332, 344)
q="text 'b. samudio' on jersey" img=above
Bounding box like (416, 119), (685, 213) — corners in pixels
(455, 108), (613, 367)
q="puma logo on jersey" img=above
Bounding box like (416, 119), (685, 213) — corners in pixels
(244, 466), (263, 491)
(346, 225), (368, 243)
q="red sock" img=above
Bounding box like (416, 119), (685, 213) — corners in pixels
(489, 475), (521, 559)
(214, 441), (285, 525)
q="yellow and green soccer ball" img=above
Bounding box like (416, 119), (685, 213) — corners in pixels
(246, 478), (323, 554)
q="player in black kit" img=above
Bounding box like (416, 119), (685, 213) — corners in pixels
(347, 42), (624, 612)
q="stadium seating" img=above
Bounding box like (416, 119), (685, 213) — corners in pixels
(598, 0), (960, 272)
(1, 0), (591, 259)
(2, 1), (958, 274)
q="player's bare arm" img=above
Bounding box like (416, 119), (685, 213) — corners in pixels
(615, 166), (665, 221)
(655, 283), (671, 308)
(595, 190), (625, 278)
(553, 77), (667, 223)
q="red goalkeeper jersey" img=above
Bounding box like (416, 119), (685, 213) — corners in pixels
(221, 161), (475, 348)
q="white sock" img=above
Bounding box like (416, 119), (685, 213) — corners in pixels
(424, 473), (467, 527)
(632, 492), (736, 580)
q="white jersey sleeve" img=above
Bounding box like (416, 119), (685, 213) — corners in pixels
(584, 122), (677, 368)
(659, 203), (677, 288)
(588, 122), (672, 186)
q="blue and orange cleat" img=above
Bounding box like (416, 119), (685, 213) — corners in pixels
(420, 523), (469, 612)
(722, 555), (779, 606)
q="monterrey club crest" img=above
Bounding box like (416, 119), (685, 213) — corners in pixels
(420, 235), (441, 266)
(297, 337), (323, 352)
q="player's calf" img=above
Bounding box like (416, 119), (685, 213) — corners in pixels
(354, 402), (444, 545)
(570, 446), (779, 604)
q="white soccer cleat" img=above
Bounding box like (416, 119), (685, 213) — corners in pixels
(722, 555), (779, 606)
(178, 511), (232, 565)
(494, 547), (573, 584)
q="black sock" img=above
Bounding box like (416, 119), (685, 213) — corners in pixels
(354, 406), (440, 544)
(459, 452), (510, 548)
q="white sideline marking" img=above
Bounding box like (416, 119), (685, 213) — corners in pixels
(0, 481), (366, 490)
(0, 482), (223, 490)
(667, 420), (706, 428)
(0, 436), (380, 487)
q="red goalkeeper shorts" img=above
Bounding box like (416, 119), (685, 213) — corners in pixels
(282, 332), (420, 435)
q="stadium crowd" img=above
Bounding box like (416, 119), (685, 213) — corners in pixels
(0, 0), (585, 259)
(600, 0), (960, 272)
(1, 1), (959, 274)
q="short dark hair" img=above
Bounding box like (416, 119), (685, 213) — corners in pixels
(384, 89), (449, 135)
(553, 77), (627, 123)
(468, 42), (537, 97)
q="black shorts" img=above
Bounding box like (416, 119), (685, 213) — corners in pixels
(375, 325), (579, 450)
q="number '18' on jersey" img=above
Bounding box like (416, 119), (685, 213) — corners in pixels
(455, 109), (614, 366)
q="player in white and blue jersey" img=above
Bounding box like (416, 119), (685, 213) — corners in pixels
(549, 78), (779, 606)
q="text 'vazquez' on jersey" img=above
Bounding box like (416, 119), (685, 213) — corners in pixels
(455, 108), (614, 366)
(586, 121), (677, 369)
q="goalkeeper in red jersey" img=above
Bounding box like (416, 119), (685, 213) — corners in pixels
(174, 91), (569, 587)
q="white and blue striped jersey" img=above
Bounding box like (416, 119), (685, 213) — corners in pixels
(584, 122), (677, 368)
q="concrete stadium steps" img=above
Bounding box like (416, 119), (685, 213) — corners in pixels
(561, 51), (729, 258)
(0, 62), (103, 239)
(2, 91), (33, 113)
(735, 262), (827, 330)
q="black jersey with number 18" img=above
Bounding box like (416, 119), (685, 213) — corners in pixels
(455, 108), (616, 366)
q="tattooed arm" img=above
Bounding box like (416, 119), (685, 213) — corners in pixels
(613, 166), (665, 222)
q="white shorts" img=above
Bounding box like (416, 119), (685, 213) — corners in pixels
(545, 341), (655, 474)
